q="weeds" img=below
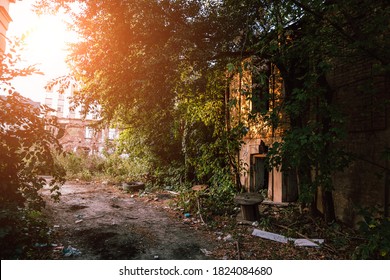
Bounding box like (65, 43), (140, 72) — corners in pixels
(54, 151), (150, 183)
(353, 206), (390, 259)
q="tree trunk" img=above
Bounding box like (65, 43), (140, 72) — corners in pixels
(322, 189), (336, 222)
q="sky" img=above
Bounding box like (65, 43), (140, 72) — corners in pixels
(6, 0), (76, 103)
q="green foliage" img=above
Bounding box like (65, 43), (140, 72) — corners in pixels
(353, 207), (390, 260)
(54, 150), (151, 183)
(54, 151), (102, 179)
(35, 0), (389, 223)
(54, 128), (157, 184)
(176, 179), (237, 221)
(1, 40), (65, 259)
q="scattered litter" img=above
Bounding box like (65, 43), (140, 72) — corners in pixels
(167, 190), (179, 196)
(34, 243), (48, 248)
(251, 229), (324, 247)
(252, 229), (289, 243)
(63, 246), (82, 257)
(75, 219), (83, 224)
(154, 255), (159, 259)
(215, 231), (224, 236)
(200, 248), (213, 257)
(184, 213), (191, 218)
(53, 225), (60, 228)
(223, 234), (234, 242)
(252, 221), (259, 227)
(53, 246), (64, 252)
(294, 239), (324, 247)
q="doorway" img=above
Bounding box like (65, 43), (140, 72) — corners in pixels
(250, 154), (269, 192)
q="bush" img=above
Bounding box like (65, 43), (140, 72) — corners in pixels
(175, 164), (237, 222)
(353, 207), (390, 259)
(54, 150), (152, 183)
(1, 43), (66, 258)
(0, 93), (65, 259)
(54, 152), (104, 180)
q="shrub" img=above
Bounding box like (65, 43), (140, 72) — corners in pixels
(1, 43), (65, 258)
(353, 207), (390, 259)
(0, 93), (65, 259)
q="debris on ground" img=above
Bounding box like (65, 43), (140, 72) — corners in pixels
(200, 248), (213, 257)
(37, 182), (361, 260)
(223, 234), (234, 242)
(34, 243), (48, 248)
(252, 228), (324, 247)
(63, 246), (82, 257)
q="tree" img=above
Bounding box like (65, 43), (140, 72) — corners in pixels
(35, 0), (245, 187)
(35, 0), (389, 221)
(0, 38), (65, 259)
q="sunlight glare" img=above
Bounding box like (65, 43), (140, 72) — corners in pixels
(8, 0), (77, 75)
(7, 0), (78, 102)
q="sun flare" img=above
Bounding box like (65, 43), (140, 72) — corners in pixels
(8, 1), (77, 75)
(25, 15), (70, 55)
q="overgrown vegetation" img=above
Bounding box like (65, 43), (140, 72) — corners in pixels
(34, 0), (390, 259)
(0, 39), (65, 259)
(353, 207), (390, 259)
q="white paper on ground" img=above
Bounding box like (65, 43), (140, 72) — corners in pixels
(251, 228), (324, 247)
(294, 238), (324, 247)
(251, 229), (289, 243)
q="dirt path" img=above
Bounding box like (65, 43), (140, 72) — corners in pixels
(41, 182), (217, 260)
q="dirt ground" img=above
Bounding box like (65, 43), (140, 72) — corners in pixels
(39, 181), (356, 260)
(41, 181), (218, 260)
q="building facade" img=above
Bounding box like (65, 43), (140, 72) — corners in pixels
(230, 59), (298, 203)
(232, 56), (390, 223)
(0, 0), (14, 53)
(44, 85), (119, 155)
(328, 58), (390, 223)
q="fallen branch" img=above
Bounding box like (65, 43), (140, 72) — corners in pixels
(196, 197), (206, 225)
(236, 241), (241, 260)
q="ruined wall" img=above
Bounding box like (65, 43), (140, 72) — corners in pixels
(230, 61), (294, 201)
(328, 58), (390, 224)
(55, 118), (118, 155)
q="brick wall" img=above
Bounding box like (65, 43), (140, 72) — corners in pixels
(328, 58), (390, 224)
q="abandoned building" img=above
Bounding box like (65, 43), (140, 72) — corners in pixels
(44, 85), (119, 155)
(229, 60), (297, 203)
(230, 56), (389, 224)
